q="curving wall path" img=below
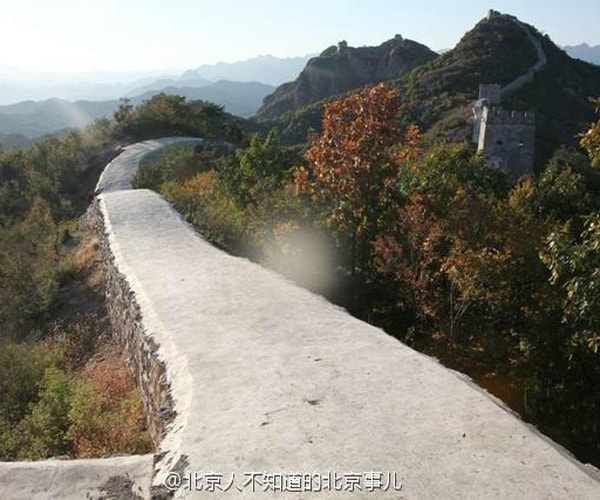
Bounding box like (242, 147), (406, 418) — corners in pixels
(500, 16), (548, 96)
(2, 138), (600, 499)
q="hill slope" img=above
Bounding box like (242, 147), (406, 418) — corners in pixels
(181, 54), (311, 86)
(0, 98), (118, 138)
(131, 80), (274, 118)
(256, 36), (437, 119)
(401, 11), (600, 167)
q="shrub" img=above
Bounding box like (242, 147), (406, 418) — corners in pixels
(0, 341), (62, 428)
(68, 360), (149, 457)
(12, 367), (74, 460)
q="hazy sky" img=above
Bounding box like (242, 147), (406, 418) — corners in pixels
(1, 0), (598, 73)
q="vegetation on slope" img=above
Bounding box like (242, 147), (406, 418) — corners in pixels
(399, 13), (537, 128)
(0, 93), (242, 460)
(0, 232), (151, 460)
(503, 36), (600, 166)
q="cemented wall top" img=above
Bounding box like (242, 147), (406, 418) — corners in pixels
(96, 136), (204, 193)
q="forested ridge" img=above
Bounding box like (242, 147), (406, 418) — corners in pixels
(257, 13), (600, 174)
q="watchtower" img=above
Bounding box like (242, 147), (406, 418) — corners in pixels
(472, 84), (502, 142)
(472, 84), (535, 176)
(477, 107), (535, 177)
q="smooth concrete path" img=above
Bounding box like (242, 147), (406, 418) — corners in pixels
(96, 136), (204, 193)
(96, 139), (600, 498)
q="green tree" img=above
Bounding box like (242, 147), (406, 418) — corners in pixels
(581, 98), (600, 168)
(542, 215), (600, 353)
(532, 147), (600, 222)
(114, 93), (243, 144)
(14, 367), (74, 460)
(0, 198), (60, 338)
(222, 129), (294, 206)
(0, 342), (61, 430)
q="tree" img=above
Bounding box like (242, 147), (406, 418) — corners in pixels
(542, 215), (600, 353)
(295, 83), (421, 282)
(114, 93), (243, 144)
(581, 98), (600, 168)
(225, 129), (294, 206)
(0, 198), (60, 338)
(541, 103), (600, 353)
(372, 144), (514, 344)
(113, 98), (134, 134)
(373, 195), (446, 333)
(532, 147), (600, 222)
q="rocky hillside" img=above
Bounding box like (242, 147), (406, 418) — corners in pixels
(256, 36), (437, 119)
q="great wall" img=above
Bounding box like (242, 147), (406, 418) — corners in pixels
(1, 137), (600, 498)
(472, 10), (547, 176)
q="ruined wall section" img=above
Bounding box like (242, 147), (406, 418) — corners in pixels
(500, 18), (547, 96)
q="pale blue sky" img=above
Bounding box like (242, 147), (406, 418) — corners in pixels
(0, 0), (598, 72)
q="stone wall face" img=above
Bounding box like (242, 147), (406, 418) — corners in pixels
(478, 84), (502, 105)
(478, 108), (535, 176)
(83, 202), (174, 447)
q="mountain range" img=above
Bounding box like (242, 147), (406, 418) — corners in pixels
(563, 44), (600, 66)
(181, 54), (311, 86)
(0, 55), (310, 106)
(0, 80), (275, 144)
(1, 21), (600, 153)
(256, 12), (600, 171)
(0, 56), (309, 144)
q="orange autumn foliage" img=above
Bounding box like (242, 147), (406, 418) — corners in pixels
(295, 83), (422, 277)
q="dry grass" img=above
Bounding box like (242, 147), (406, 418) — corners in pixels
(50, 224), (151, 457)
(74, 234), (103, 288)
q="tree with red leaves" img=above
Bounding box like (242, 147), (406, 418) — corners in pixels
(295, 83), (421, 283)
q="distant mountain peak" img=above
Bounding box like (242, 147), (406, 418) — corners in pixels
(181, 55), (311, 86)
(562, 43), (600, 65)
(256, 35), (437, 119)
